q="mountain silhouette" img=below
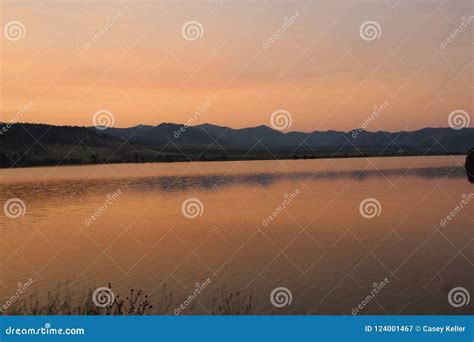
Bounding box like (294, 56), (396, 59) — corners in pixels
(97, 123), (474, 151)
(1, 122), (473, 168)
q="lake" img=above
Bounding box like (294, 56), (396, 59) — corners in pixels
(0, 156), (472, 314)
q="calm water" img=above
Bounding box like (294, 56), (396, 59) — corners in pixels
(0, 156), (472, 314)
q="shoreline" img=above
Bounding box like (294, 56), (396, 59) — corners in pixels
(0, 150), (467, 171)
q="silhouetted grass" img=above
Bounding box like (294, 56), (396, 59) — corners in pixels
(1, 283), (254, 315)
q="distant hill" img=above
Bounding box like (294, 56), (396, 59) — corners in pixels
(1, 122), (472, 168)
(0, 123), (120, 148)
(102, 123), (232, 146)
(0, 123), (125, 168)
(98, 123), (474, 151)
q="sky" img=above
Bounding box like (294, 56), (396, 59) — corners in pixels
(1, 0), (472, 132)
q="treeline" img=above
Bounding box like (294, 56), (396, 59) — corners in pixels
(0, 123), (117, 147)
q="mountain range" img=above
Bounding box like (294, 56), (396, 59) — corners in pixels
(98, 123), (474, 151)
(0, 122), (472, 168)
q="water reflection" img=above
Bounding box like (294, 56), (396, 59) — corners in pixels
(0, 165), (468, 203)
(1, 157), (471, 315)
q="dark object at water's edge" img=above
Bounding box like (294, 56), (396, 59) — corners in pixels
(466, 149), (474, 183)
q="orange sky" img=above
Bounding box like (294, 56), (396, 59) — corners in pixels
(1, 0), (472, 132)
